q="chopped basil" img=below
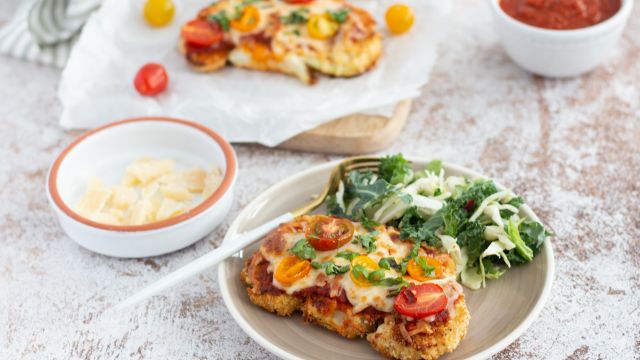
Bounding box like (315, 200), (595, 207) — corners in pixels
(290, 239), (316, 260)
(312, 261), (350, 276)
(378, 257), (400, 271)
(281, 9), (309, 24)
(356, 231), (379, 254)
(351, 264), (408, 288)
(416, 256), (435, 277)
(328, 8), (349, 24)
(361, 214), (380, 231)
(400, 240), (420, 275)
(209, 11), (231, 31)
(387, 282), (411, 297)
(336, 251), (358, 261)
(367, 269), (386, 282)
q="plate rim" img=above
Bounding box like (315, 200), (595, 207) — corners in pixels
(218, 157), (555, 360)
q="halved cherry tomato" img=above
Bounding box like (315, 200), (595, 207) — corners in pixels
(385, 4), (414, 35)
(143, 0), (175, 27)
(305, 215), (354, 251)
(394, 283), (447, 318)
(181, 19), (224, 47)
(134, 63), (169, 96)
(307, 13), (339, 40)
(285, 0), (314, 3)
(349, 255), (379, 287)
(231, 5), (260, 32)
(407, 256), (443, 282)
(274, 256), (311, 285)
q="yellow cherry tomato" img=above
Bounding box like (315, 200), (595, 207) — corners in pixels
(144, 0), (175, 27)
(307, 13), (339, 40)
(231, 5), (261, 32)
(407, 256), (443, 282)
(350, 255), (379, 287)
(274, 256), (311, 285)
(385, 4), (414, 35)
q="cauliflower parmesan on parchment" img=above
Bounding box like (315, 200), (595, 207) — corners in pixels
(179, 0), (382, 84)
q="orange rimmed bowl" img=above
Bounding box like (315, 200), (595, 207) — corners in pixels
(47, 117), (237, 258)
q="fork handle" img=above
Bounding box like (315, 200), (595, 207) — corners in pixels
(114, 212), (295, 310)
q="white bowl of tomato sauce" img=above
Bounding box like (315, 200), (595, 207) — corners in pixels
(489, 0), (633, 77)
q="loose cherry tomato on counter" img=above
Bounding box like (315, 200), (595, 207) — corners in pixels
(274, 256), (312, 285)
(134, 63), (169, 96)
(393, 283), (447, 318)
(305, 215), (355, 251)
(349, 255), (379, 287)
(231, 5), (261, 32)
(385, 4), (414, 35)
(307, 13), (339, 40)
(143, 0), (175, 27)
(407, 256), (443, 282)
(181, 19), (224, 47)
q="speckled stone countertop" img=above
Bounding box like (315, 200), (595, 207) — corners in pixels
(1, 0), (639, 359)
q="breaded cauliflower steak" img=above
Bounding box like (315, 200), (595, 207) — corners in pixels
(367, 297), (470, 360)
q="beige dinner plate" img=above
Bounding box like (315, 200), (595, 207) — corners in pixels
(218, 158), (554, 360)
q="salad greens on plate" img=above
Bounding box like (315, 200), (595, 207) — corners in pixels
(326, 154), (551, 289)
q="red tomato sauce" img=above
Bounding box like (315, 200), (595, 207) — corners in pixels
(500, 0), (622, 30)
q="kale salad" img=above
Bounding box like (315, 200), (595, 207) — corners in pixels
(326, 154), (551, 289)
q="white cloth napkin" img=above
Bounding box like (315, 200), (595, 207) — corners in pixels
(0, 0), (100, 67)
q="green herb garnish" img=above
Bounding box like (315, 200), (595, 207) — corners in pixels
(378, 257), (400, 271)
(328, 8), (349, 24)
(290, 239), (316, 260)
(361, 214), (380, 231)
(415, 256), (435, 277)
(312, 261), (350, 275)
(281, 9), (308, 24)
(209, 11), (231, 31)
(356, 231), (379, 253)
(336, 251), (358, 261)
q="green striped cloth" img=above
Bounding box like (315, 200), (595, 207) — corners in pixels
(0, 0), (101, 67)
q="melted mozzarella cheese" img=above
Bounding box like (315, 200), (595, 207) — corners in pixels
(260, 222), (463, 318)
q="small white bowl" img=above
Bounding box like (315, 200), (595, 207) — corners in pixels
(489, 0), (633, 77)
(47, 117), (237, 258)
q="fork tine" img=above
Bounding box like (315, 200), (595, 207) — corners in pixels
(347, 166), (380, 174)
(345, 163), (380, 172)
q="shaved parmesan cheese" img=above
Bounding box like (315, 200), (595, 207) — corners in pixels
(181, 168), (208, 192)
(75, 158), (223, 226)
(202, 171), (223, 199)
(161, 185), (193, 201)
(129, 199), (152, 225)
(156, 199), (186, 221)
(126, 158), (175, 185)
(76, 177), (111, 217)
(111, 186), (138, 210)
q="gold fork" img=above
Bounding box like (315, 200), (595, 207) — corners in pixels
(293, 156), (382, 216)
(116, 156), (383, 310)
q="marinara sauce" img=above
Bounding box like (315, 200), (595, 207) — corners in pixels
(500, 0), (622, 30)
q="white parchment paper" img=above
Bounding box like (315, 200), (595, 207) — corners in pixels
(59, 0), (450, 146)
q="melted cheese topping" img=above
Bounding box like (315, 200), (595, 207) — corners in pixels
(260, 221), (463, 318)
(197, 0), (380, 82)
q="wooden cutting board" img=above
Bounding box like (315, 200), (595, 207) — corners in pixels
(277, 100), (412, 155)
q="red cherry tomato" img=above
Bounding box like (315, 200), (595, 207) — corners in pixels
(181, 19), (223, 47)
(134, 63), (169, 96)
(393, 283), (448, 318)
(305, 215), (354, 251)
